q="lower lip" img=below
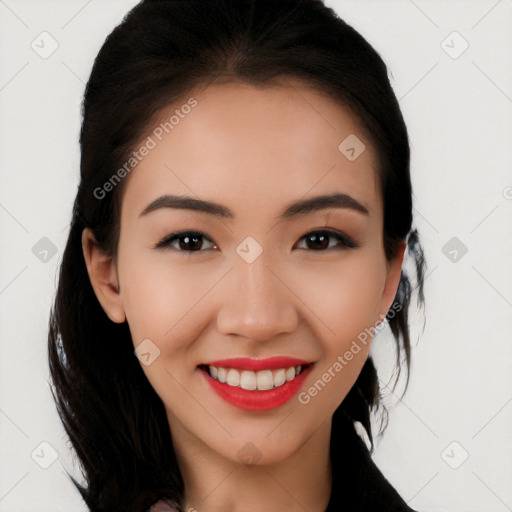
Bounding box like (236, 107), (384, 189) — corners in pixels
(201, 365), (313, 411)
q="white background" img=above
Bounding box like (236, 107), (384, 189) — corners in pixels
(0, 1), (511, 511)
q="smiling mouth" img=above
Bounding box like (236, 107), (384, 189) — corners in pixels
(198, 357), (314, 410)
(199, 363), (312, 391)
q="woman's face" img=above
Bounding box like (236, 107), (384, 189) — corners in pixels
(86, 78), (404, 466)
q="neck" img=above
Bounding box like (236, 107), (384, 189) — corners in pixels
(169, 417), (333, 512)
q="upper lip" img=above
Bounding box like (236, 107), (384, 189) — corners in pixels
(203, 357), (313, 371)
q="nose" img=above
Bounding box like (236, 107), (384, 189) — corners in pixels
(216, 253), (299, 342)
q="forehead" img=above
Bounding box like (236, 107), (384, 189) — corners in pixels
(120, 78), (381, 224)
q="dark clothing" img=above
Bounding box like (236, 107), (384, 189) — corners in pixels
(326, 412), (415, 511)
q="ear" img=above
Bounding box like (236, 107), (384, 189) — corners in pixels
(81, 228), (126, 324)
(377, 240), (407, 323)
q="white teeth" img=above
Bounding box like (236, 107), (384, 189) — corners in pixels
(226, 369), (240, 386)
(207, 364), (305, 390)
(256, 370), (274, 391)
(285, 366), (296, 382)
(274, 369), (286, 387)
(240, 371), (257, 390)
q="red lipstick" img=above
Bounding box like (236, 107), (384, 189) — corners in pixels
(200, 357), (313, 411)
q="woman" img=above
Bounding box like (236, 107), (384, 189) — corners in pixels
(48, 1), (426, 511)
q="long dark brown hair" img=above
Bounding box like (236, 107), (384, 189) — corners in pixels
(48, 1), (426, 510)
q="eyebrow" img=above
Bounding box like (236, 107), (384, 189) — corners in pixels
(139, 192), (370, 220)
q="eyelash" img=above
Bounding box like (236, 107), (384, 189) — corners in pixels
(154, 229), (359, 255)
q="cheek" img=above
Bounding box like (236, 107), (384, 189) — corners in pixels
(118, 250), (211, 407)
(118, 245), (209, 349)
(292, 252), (386, 403)
(293, 254), (386, 345)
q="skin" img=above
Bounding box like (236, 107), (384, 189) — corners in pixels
(82, 77), (406, 512)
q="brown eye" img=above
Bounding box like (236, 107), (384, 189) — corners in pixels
(295, 230), (357, 251)
(155, 231), (217, 254)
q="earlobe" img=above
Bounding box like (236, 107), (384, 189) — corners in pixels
(81, 228), (126, 324)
